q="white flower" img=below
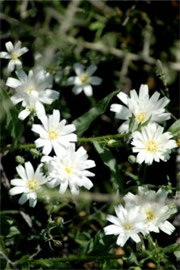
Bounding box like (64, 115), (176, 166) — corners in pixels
(42, 144), (95, 195)
(104, 205), (148, 247)
(6, 68), (59, 120)
(124, 187), (176, 235)
(9, 162), (47, 207)
(110, 84), (171, 133)
(67, 63), (102, 96)
(0, 41), (28, 72)
(32, 110), (77, 156)
(18, 95), (45, 121)
(131, 123), (177, 164)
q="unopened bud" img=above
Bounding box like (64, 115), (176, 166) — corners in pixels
(128, 155), (136, 164)
(107, 139), (121, 148)
(15, 155), (25, 164)
(30, 148), (40, 157)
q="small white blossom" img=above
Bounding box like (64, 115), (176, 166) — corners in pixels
(104, 205), (148, 247)
(110, 84), (171, 133)
(67, 63), (102, 96)
(42, 144), (95, 195)
(6, 68), (59, 120)
(131, 123), (177, 164)
(124, 187), (176, 235)
(9, 162), (47, 207)
(0, 41), (28, 72)
(32, 110), (77, 156)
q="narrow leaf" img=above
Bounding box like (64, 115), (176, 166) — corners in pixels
(73, 90), (119, 136)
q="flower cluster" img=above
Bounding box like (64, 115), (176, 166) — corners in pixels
(104, 187), (176, 246)
(4, 41), (96, 206)
(111, 84), (177, 164)
(1, 40), (177, 249)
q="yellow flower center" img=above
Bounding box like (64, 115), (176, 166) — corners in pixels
(12, 52), (19, 61)
(146, 210), (154, 221)
(27, 179), (39, 191)
(80, 73), (89, 84)
(48, 129), (59, 141)
(136, 112), (146, 123)
(27, 87), (34, 95)
(145, 140), (158, 152)
(28, 105), (35, 112)
(65, 166), (72, 174)
(177, 139), (180, 147)
(124, 223), (132, 231)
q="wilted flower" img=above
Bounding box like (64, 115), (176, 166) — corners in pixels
(42, 143), (95, 195)
(67, 63), (102, 96)
(124, 187), (176, 235)
(6, 68), (59, 120)
(32, 110), (77, 156)
(0, 41), (28, 72)
(104, 205), (148, 247)
(9, 162), (47, 207)
(110, 84), (171, 133)
(131, 123), (177, 164)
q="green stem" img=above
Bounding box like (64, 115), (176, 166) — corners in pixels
(26, 254), (124, 266)
(2, 133), (127, 152)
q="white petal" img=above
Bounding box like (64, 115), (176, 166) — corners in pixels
(32, 125), (47, 138)
(5, 41), (14, 52)
(6, 77), (21, 88)
(139, 84), (149, 99)
(25, 162), (34, 179)
(72, 85), (83, 95)
(18, 47), (29, 56)
(74, 63), (84, 75)
(18, 193), (28, 205)
(29, 193), (37, 207)
(9, 186), (25, 195)
(42, 141), (52, 155)
(117, 92), (128, 105)
(0, 52), (10, 59)
(104, 225), (122, 235)
(86, 64), (97, 76)
(18, 109), (30, 120)
(82, 177), (93, 190)
(159, 221), (175, 235)
(8, 60), (15, 72)
(16, 69), (27, 82)
(90, 76), (102, 85)
(116, 234), (129, 247)
(130, 233), (141, 243)
(83, 85), (93, 96)
(16, 165), (27, 180)
(59, 181), (68, 194)
(11, 179), (25, 186)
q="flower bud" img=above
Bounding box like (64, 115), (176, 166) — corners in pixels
(128, 155), (136, 164)
(15, 155), (25, 164)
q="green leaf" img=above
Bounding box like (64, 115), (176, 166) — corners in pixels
(85, 231), (115, 255)
(73, 90), (119, 136)
(0, 89), (24, 149)
(1, 215), (20, 238)
(93, 142), (123, 191)
(168, 119), (180, 137)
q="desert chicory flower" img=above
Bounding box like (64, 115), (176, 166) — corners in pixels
(104, 205), (148, 247)
(32, 110), (77, 156)
(131, 123), (177, 164)
(110, 84), (171, 133)
(124, 187), (176, 235)
(42, 143), (95, 194)
(9, 162), (47, 207)
(67, 63), (102, 96)
(0, 41), (28, 72)
(6, 68), (59, 120)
